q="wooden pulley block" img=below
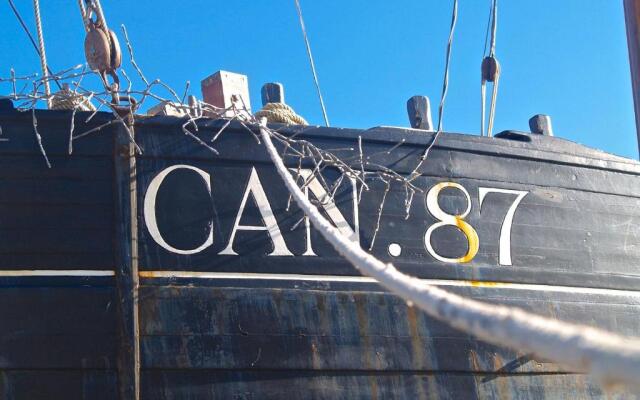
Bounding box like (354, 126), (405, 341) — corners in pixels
(481, 56), (500, 82)
(84, 26), (122, 73)
(84, 27), (112, 72)
(107, 29), (122, 71)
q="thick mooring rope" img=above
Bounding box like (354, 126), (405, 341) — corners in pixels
(258, 119), (640, 388)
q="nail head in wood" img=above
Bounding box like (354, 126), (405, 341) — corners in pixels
(261, 82), (285, 106)
(529, 114), (554, 136)
(407, 95), (433, 130)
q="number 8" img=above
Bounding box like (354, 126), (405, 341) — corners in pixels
(424, 182), (479, 263)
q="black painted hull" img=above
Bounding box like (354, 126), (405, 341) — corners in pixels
(0, 107), (639, 399)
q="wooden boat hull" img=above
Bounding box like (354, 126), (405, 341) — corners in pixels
(0, 106), (639, 398)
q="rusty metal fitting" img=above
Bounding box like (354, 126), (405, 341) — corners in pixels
(113, 95), (138, 125)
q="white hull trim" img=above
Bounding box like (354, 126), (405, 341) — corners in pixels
(0, 269), (637, 298)
(0, 269), (115, 276)
(140, 270), (640, 297)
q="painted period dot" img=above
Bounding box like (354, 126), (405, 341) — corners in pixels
(388, 243), (402, 257)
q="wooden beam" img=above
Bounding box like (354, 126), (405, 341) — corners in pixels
(113, 121), (140, 400)
(624, 0), (640, 158)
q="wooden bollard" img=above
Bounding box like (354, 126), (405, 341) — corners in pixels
(529, 114), (554, 136)
(261, 82), (285, 106)
(406, 95), (433, 130)
(201, 70), (252, 118)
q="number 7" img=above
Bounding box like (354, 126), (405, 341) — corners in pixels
(478, 188), (528, 266)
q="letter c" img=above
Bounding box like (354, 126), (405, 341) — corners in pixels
(144, 165), (213, 255)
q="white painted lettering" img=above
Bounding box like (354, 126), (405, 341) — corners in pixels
(294, 169), (360, 256)
(478, 187), (528, 266)
(219, 167), (293, 256)
(144, 165), (214, 255)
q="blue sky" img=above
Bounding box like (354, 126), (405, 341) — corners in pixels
(1, 1), (637, 159)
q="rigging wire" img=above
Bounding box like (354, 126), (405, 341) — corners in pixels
(482, 0), (493, 57)
(435, 0), (458, 134)
(6, 0), (62, 90)
(32, 0), (51, 108)
(410, 0), (458, 180)
(293, 0), (330, 127)
(488, 0), (498, 57)
(481, 0), (500, 137)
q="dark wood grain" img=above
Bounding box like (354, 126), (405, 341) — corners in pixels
(113, 123), (141, 400)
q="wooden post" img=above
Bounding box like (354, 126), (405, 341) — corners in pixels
(406, 96), (433, 130)
(624, 0), (640, 158)
(528, 114), (554, 136)
(201, 70), (252, 117)
(261, 83), (285, 106)
(113, 122), (140, 400)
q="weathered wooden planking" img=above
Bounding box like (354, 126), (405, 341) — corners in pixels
(0, 228), (111, 253)
(137, 284), (640, 373)
(0, 252), (113, 269)
(0, 369), (630, 400)
(0, 111), (115, 270)
(134, 119), (640, 290)
(136, 135), (640, 197)
(141, 370), (633, 400)
(0, 370), (117, 400)
(0, 204), (110, 229)
(136, 118), (640, 174)
(1, 109), (640, 399)
(113, 123), (141, 399)
(0, 286), (116, 368)
(0, 281), (637, 398)
(0, 110), (115, 157)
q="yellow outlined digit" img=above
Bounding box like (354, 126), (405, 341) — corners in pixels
(424, 182), (479, 263)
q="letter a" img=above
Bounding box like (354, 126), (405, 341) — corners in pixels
(219, 167), (293, 256)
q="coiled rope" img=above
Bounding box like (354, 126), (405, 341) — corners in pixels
(255, 102), (308, 126)
(258, 119), (640, 388)
(51, 84), (96, 111)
